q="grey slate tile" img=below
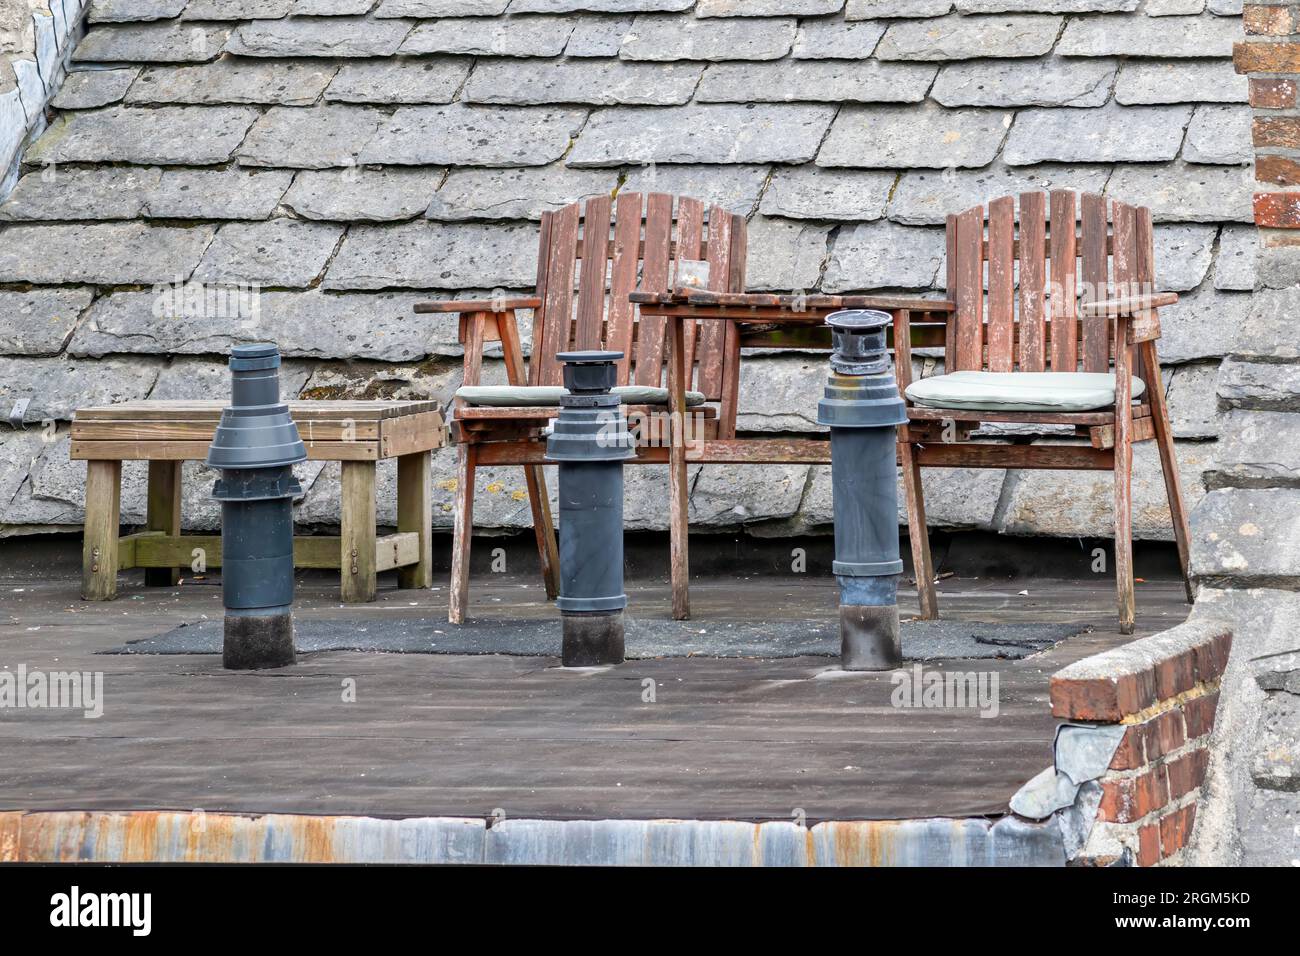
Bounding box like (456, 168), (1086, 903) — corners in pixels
(1106, 162), (1253, 223)
(0, 166), (161, 221)
(1114, 60), (1247, 104)
(376, 0), (511, 13)
(27, 105), (259, 165)
(424, 164), (616, 219)
(886, 164), (1111, 225)
(358, 104), (585, 166)
(192, 219), (345, 288)
(88, 0), (187, 22)
(696, 0), (844, 14)
(619, 163), (769, 213)
(142, 168), (296, 219)
(126, 61), (338, 105)
(72, 22), (231, 62)
(0, 356), (162, 424)
(285, 167), (444, 222)
(818, 103), (1010, 169)
(696, 60), (935, 103)
(743, 216), (830, 291)
(824, 220), (946, 292)
(1214, 225), (1257, 292)
(0, 222), (216, 285)
(619, 14), (796, 61)
(1153, 224), (1216, 291)
(227, 17), (414, 57)
(569, 104), (835, 166)
(876, 15), (1062, 61)
(464, 59), (702, 106)
(932, 58), (1116, 108)
(510, 0), (693, 10)
(0, 289), (95, 356)
(956, 0), (1135, 9)
(759, 167), (895, 221)
(566, 16), (635, 56)
(791, 17), (886, 58)
(182, 0), (295, 16)
(1057, 13), (1242, 57)
(50, 68), (139, 109)
(1003, 104), (1193, 166)
(846, 0), (951, 15)
(323, 220), (539, 289)
(326, 58), (470, 104)
(238, 105), (386, 168)
(1183, 105), (1252, 165)
(72, 289), (454, 361)
(400, 17), (574, 56)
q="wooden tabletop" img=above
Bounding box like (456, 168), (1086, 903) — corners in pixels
(632, 289), (956, 318)
(74, 400), (443, 422)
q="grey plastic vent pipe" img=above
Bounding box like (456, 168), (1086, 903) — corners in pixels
(816, 310), (909, 671)
(206, 343), (307, 670)
(545, 350), (636, 667)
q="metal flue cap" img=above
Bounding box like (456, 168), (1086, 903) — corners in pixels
(206, 343), (308, 470)
(826, 310), (891, 375)
(557, 350), (623, 394)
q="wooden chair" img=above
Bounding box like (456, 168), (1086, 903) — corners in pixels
(416, 192), (747, 624)
(895, 190), (1194, 634)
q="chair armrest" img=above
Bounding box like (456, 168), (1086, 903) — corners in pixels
(1078, 292), (1178, 318)
(413, 297), (542, 314)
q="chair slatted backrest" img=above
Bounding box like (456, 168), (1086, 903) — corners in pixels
(944, 190), (1156, 375)
(529, 193), (748, 408)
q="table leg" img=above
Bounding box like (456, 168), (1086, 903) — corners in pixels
(396, 450), (433, 590)
(667, 314), (691, 621)
(82, 460), (122, 601)
(145, 460), (182, 586)
(341, 460), (377, 603)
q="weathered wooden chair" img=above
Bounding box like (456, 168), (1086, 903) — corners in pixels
(895, 190), (1193, 634)
(415, 192), (746, 624)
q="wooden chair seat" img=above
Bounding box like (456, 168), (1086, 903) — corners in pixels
(455, 384), (709, 407)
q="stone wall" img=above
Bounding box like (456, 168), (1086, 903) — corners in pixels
(0, 1), (84, 192)
(1181, 12), (1300, 867)
(0, 1), (1248, 541)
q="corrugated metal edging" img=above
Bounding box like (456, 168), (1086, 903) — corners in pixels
(1, 811), (1066, 866)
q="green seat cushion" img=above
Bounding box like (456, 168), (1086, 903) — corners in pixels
(456, 385), (708, 407)
(904, 371), (1146, 413)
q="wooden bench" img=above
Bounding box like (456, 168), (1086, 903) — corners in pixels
(70, 400), (445, 603)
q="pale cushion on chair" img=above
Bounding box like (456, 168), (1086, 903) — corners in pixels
(456, 385), (708, 407)
(904, 371), (1146, 413)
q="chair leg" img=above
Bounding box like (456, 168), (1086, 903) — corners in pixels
(449, 444), (477, 625)
(82, 459), (121, 601)
(524, 464), (560, 600)
(1141, 341), (1195, 603)
(1114, 433), (1136, 636)
(145, 460), (182, 587)
(340, 460), (377, 604)
(396, 450), (433, 590)
(899, 441), (938, 620)
(669, 455), (690, 622)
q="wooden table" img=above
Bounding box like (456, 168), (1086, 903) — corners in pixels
(70, 401), (445, 604)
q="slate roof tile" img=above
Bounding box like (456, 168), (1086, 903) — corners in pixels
(227, 16), (415, 57)
(72, 22), (231, 62)
(27, 105), (259, 165)
(284, 167), (445, 221)
(359, 104), (586, 166)
(0, 222), (216, 284)
(325, 58), (472, 104)
(239, 105), (386, 168)
(696, 60), (935, 103)
(619, 13), (796, 61)
(126, 60), (339, 105)
(463, 59), (702, 105)
(400, 17), (575, 56)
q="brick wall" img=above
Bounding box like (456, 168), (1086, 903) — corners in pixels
(1050, 622), (1231, 866)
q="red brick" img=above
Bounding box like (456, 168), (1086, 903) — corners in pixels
(1159, 804), (1197, 859)
(1110, 724), (1147, 771)
(1237, 39), (1300, 72)
(1255, 116), (1300, 149)
(1051, 676), (1121, 721)
(1146, 709), (1187, 761)
(1155, 649), (1197, 700)
(1138, 823), (1162, 867)
(1257, 155), (1300, 186)
(1117, 668), (1159, 717)
(1251, 78), (1298, 109)
(1165, 747), (1210, 800)
(1255, 192), (1300, 228)
(1245, 4), (1296, 34)
(1099, 766), (1169, 823)
(1192, 630), (1233, 682)
(1183, 691), (1221, 739)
